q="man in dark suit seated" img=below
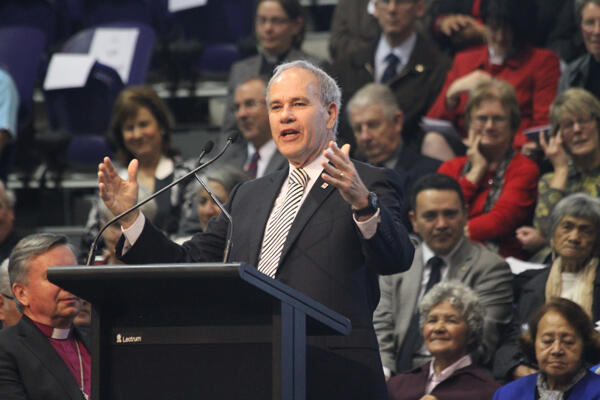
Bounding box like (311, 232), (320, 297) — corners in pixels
(216, 76), (287, 179)
(97, 60), (415, 399)
(347, 82), (441, 228)
(0, 233), (90, 400)
(374, 173), (513, 377)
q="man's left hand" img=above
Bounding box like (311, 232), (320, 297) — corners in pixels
(321, 141), (370, 212)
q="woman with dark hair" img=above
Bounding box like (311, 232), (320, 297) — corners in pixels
(221, 0), (326, 139)
(493, 298), (600, 399)
(82, 86), (192, 250)
(438, 79), (539, 259)
(388, 281), (500, 400)
(423, 0), (560, 160)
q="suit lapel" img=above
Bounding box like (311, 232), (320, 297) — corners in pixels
(447, 239), (475, 281)
(18, 317), (84, 400)
(397, 247), (425, 341)
(247, 169), (288, 266)
(277, 173), (336, 272)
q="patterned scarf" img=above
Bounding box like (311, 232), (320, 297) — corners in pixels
(536, 367), (587, 400)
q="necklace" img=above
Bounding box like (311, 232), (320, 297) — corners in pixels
(74, 339), (89, 400)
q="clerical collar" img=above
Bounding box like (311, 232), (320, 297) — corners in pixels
(33, 320), (73, 340)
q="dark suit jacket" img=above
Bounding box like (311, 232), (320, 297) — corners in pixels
(118, 161), (415, 399)
(333, 32), (451, 147)
(388, 361), (500, 400)
(393, 146), (441, 229)
(0, 315), (90, 400)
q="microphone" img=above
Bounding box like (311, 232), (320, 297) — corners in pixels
(192, 173), (233, 263)
(85, 136), (237, 266)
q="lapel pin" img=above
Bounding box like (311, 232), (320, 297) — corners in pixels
(321, 182), (329, 189)
(415, 64), (424, 73)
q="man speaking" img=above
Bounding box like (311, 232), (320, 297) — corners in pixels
(97, 60), (414, 399)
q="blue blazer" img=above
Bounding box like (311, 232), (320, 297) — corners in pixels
(493, 371), (600, 399)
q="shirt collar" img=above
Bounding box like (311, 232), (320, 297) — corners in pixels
(155, 155), (175, 180)
(248, 139), (277, 162)
(288, 153), (327, 185)
(33, 320), (73, 340)
(376, 32), (417, 71)
(428, 354), (472, 383)
(421, 237), (465, 266)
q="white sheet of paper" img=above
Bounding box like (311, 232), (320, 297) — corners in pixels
(168, 0), (207, 12)
(505, 256), (546, 275)
(43, 53), (96, 90)
(89, 28), (139, 84)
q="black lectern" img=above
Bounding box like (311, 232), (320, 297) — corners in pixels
(48, 263), (351, 400)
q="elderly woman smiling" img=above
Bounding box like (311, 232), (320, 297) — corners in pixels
(493, 298), (600, 399)
(387, 281), (499, 400)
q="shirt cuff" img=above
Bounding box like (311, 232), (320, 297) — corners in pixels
(354, 208), (381, 239)
(121, 212), (146, 254)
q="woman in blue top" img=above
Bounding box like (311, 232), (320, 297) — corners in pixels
(494, 298), (600, 399)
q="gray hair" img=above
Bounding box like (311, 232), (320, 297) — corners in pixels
(97, 185), (157, 224)
(201, 165), (249, 195)
(8, 233), (76, 312)
(346, 83), (399, 122)
(0, 258), (10, 300)
(267, 60), (342, 136)
(0, 180), (16, 210)
(549, 88), (600, 138)
(419, 281), (485, 353)
(576, 0), (600, 25)
(548, 193), (600, 254)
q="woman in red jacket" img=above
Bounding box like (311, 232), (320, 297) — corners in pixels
(423, 0), (559, 161)
(438, 79), (539, 259)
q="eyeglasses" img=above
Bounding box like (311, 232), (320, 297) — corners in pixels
(559, 117), (596, 135)
(255, 16), (291, 27)
(471, 115), (508, 127)
(0, 292), (13, 300)
(377, 0), (418, 5)
(233, 99), (266, 112)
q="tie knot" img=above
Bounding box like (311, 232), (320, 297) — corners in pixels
(427, 256), (444, 270)
(250, 151), (260, 162)
(385, 53), (400, 64)
(290, 168), (308, 188)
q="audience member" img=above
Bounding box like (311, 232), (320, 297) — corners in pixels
(496, 194), (600, 382)
(0, 259), (20, 329)
(374, 173), (513, 376)
(333, 0), (451, 148)
(428, 0), (487, 54)
(328, 0), (380, 64)
(559, 0), (600, 99)
(176, 166), (249, 241)
(0, 67), (18, 181)
(0, 180), (20, 262)
(547, 0), (587, 64)
(494, 298), (600, 399)
(518, 88), (600, 257)
(221, 0), (325, 145)
(347, 83), (441, 227)
(82, 85), (191, 253)
(217, 76), (287, 178)
(387, 281), (500, 400)
(423, 0), (560, 159)
(97, 60), (414, 400)
(0, 233), (90, 400)
(438, 79), (539, 258)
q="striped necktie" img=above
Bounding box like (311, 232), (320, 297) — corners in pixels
(257, 168), (309, 278)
